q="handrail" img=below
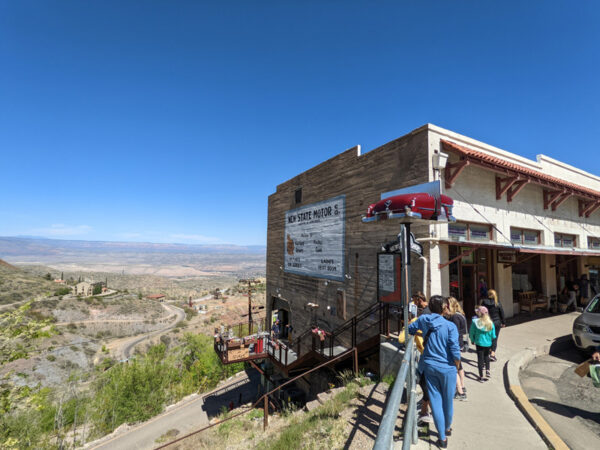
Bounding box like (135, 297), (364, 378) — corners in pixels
(373, 336), (417, 450)
(215, 301), (398, 370)
(156, 347), (359, 449)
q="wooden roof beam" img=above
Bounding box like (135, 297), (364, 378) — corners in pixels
(496, 175), (518, 200)
(544, 189), (563, 210)
(585, 202), (600, 218)
(444, 159), (470, 189)
(551, 192), (572, 211)
(507, 179), (530, 202)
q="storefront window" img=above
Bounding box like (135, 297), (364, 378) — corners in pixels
(589, 237), (600, 250)
(555, 233), (576, 248)
(510, 227), (540, 245)
(448, 223), (467, 239)
(511, 230), (522, 244)
(524, 230), (539, 245)
(470, 225), (491, 241)
(449, 222), (492, 241)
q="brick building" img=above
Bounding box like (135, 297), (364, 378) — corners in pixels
(266, 124), (600, 338)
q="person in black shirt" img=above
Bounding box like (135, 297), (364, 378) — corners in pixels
(479, 289), (505, 362)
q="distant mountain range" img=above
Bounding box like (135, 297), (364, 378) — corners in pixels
(0, 236), (266, 257)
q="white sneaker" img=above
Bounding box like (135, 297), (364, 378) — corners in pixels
(418, 413), (433, 424)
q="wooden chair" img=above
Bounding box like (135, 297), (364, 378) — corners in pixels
(518, 291), (549, 314)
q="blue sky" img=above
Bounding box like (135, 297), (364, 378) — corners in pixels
(1, 1), (598, 246)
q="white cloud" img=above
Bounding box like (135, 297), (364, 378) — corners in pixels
(170, 233), (223, 244)
(31, 224), (93, 237)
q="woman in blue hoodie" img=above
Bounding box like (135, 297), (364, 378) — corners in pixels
(409, 295), (461, 449)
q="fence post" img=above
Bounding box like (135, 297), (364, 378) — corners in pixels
(263, 396), (268, 430)
(353, 347), (358, 375)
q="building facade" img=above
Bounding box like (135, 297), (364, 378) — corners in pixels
(266, 124), (600, 336)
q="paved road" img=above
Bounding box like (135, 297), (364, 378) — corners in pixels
(87, 371), (257, 450)
(521, 340), (600, 450)
(121, 304), (185, 359)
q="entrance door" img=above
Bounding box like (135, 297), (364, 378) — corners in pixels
(462, 266), (476, 319)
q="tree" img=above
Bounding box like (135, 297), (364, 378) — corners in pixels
(0, 302), (56, 366)
(44, 273), (52, 281)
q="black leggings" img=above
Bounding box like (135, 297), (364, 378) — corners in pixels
(476, 345), (490, 377)
(491, 323), (501, 353)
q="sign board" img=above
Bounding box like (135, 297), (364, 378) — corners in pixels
(378, 253), (403, 304)
(378, 254), (396, 292)
(410, 234), (423, 256)
(497, 250), (517, 264)
(284, 195), (345, 281)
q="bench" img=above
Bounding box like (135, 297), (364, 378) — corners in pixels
(518, 291), (549, 314)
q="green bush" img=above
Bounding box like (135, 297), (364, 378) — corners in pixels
(54, 287), (71, 296)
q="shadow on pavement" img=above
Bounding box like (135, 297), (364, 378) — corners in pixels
(505, 310), (560, 327)
(530, 398), (600, 426)
(202, 370), (261, 418)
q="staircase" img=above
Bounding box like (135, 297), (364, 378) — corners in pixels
(214, 301), (403, 375)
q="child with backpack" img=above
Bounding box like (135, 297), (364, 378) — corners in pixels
(469, 306), (496, 382)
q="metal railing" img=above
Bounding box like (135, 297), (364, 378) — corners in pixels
(373, 335), (418, 450)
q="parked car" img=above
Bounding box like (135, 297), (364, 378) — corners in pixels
(363, 192), (455, 222)
(572, 294), (600, 352)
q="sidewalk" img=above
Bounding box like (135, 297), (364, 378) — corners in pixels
(399, 311), (578, 449)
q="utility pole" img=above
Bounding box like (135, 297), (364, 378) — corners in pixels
(239, 278), (259, 329)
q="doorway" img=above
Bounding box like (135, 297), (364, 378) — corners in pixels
(461, 265), (476, 319)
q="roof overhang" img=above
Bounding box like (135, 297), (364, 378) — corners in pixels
(441, 140), (600, 215)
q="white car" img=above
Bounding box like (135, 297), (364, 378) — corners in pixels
(572, 294), (600, 352)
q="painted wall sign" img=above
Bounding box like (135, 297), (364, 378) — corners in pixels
(284, 195), (345, 280)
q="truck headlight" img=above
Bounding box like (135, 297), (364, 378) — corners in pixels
(574, 322), (591, 333)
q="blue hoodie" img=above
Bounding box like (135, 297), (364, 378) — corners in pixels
(408, 313), (461, 373)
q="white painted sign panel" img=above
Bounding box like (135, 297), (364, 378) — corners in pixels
(378, 254), (395, 292)
(284, 195), (345, 280)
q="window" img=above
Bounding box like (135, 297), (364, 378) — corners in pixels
(589, 237), (600, 250)
(448, 223), (467, 239)
(510, 228), (541, 245)
(555, 233), (576, 248)
(448, 222), (493, 241)
(295, 188), (302, 204)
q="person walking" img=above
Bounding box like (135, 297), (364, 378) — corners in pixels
(480, 289), (505, 361)
(469, 306), (496, 382)
(409, 296), (461, 448)
(478, 276), (488, 301)
(445, 297), (468, 400)
(579, 274), (590, 307)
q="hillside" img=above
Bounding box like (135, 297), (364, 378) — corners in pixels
(0, 236), (265, 279)
(0, 258), (56, 305)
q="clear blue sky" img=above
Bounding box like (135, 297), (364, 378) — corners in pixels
(1, 1), (598, 246)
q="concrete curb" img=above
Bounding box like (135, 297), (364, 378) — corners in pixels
(505, 336), (572, 450)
